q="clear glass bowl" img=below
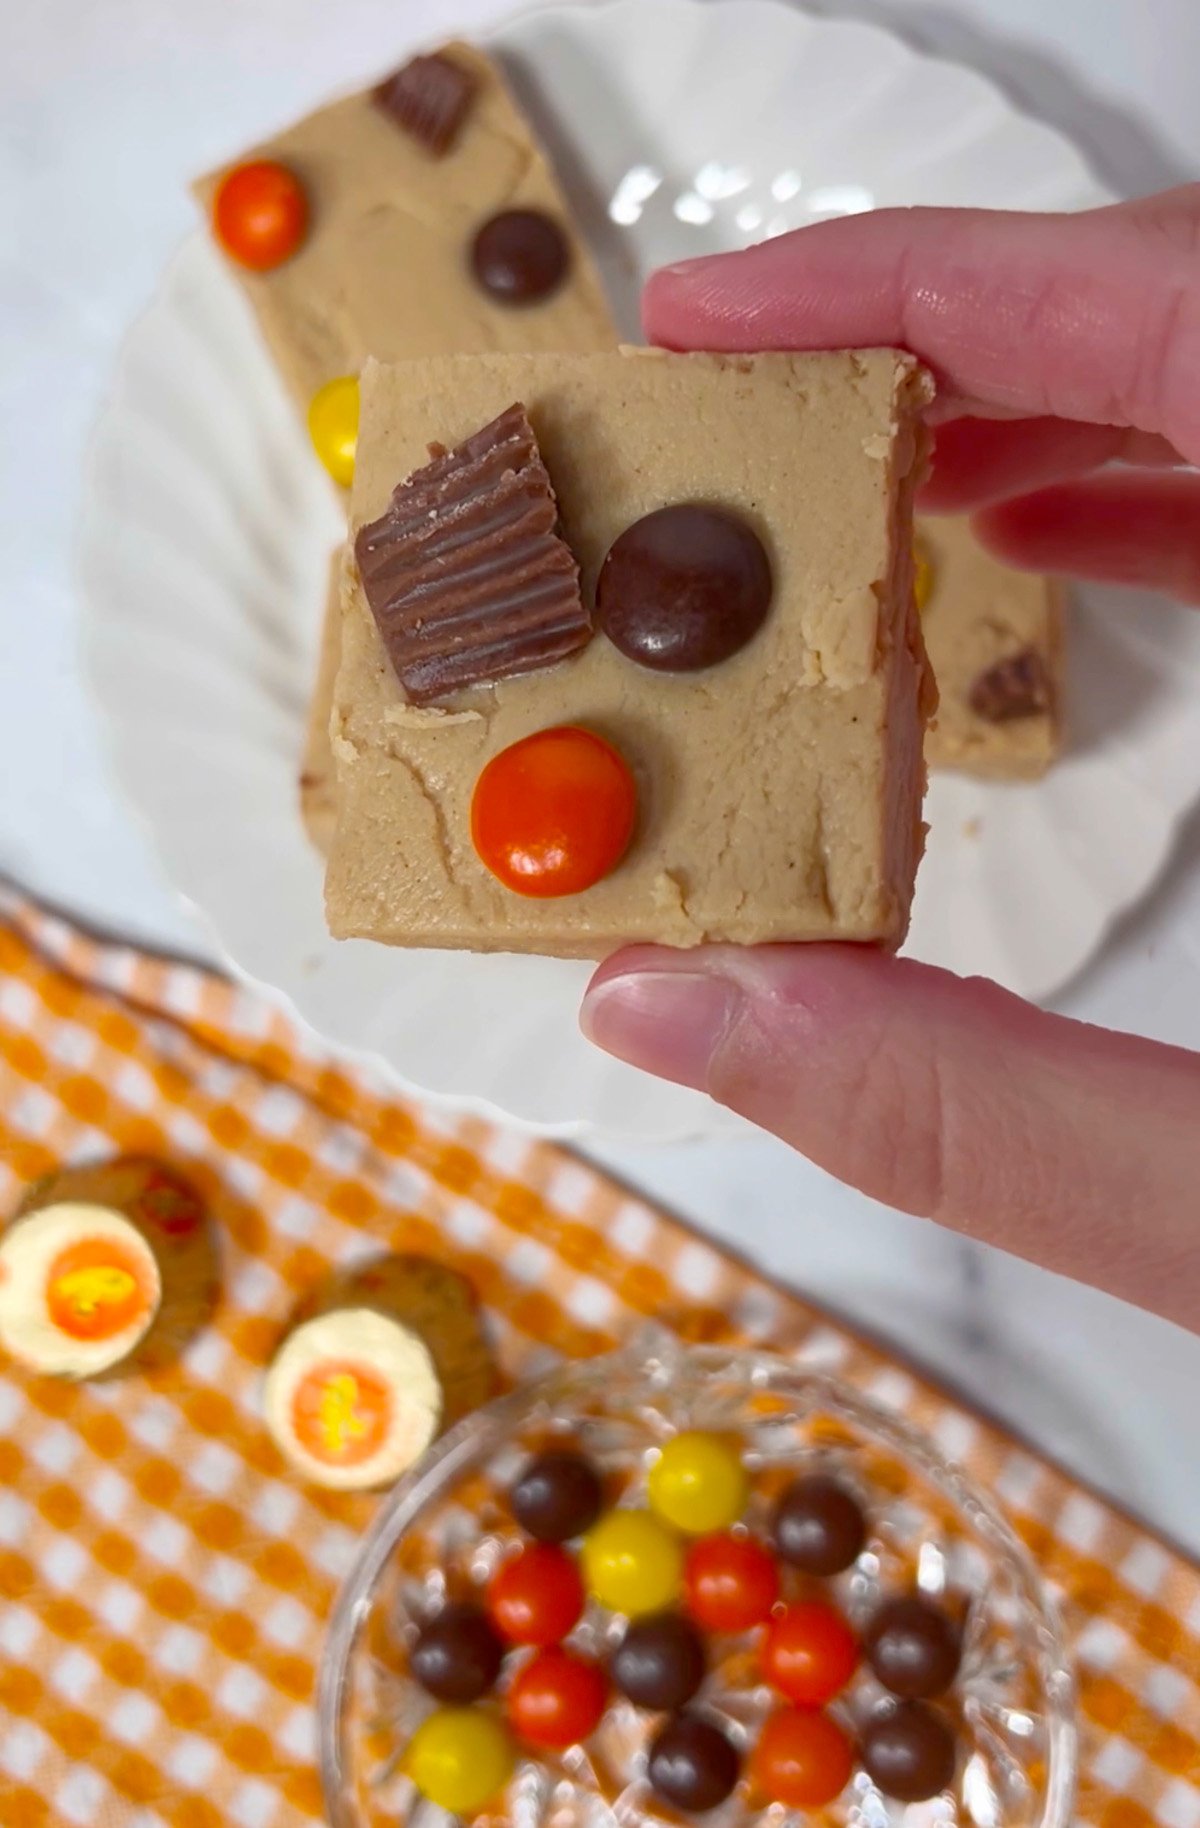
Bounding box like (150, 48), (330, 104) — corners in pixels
(320, 1335), (1077, 1828)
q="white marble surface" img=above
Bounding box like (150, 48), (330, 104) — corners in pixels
(3, 0), (1199, 1550)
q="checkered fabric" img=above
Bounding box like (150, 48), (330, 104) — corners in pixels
(0, 889), (1197, 1828)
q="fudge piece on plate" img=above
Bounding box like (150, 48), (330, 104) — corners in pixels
(325, 347), (934, 959)
(917, 517), (1063, 779)
(194, 43), (620, 847)
(193, 41), (618, 430)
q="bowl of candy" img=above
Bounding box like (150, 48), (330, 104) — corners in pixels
(319, 1334), (1076, 1828)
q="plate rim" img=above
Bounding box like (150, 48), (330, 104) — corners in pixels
(490, 0), (1114, 207)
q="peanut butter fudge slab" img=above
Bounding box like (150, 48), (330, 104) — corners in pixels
(193, 42), (617, 425)
(917, 517), (1063, 779)
(326, 348), (933, 958)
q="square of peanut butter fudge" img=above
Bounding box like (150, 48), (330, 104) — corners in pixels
(917, 517), (1063, 779)
(324, 347), (934, 959)
(193, 41), (617, 428)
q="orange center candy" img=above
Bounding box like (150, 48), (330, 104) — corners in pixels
(46, 1237), (154, 1342)
(212, 159), (308, 271)
(292, 1360), (393, 1467)
(471, 726), (636, 898)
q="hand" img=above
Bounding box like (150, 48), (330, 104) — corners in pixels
(581, 189), (1200, 1334)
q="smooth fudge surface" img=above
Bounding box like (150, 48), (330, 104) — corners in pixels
(193, 42), (617, 419)
(326, 348), (934, 958)
(919, 517), (1063, 779)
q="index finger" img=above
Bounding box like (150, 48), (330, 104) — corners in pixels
(643, 194), (1200, 466)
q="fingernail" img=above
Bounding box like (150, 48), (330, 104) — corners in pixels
(580, 970), (742, 1089)
(655, 254), (725, 282)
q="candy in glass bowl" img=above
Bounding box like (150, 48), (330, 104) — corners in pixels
(319, 1335), (1076, 1828)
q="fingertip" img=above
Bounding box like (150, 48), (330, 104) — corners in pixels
(968, 498), (1041, 570)
(971, 472), (1200, 602)
(581, 947), (949, 1212)
(641, 256), (727, 348)
(581, 962), (741, 1090)
(584, 944), (678, 999)
(640, 264), (679, 344)
(581, 944), (902, 1090)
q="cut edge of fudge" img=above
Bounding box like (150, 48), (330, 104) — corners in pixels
(299, 548), (345, 855)
(324, 347), (935, 960)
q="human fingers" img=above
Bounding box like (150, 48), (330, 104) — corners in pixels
(643, 193), (1200, 462)
(922, 417), (1184, 512)
(581, 945), (1200, 1331)
(974, 471), (1200, 602)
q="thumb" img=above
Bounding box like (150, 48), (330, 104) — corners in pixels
(581, 947), (1200, 1332)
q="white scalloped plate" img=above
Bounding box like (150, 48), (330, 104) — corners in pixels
(80, 0), (1200, 1139)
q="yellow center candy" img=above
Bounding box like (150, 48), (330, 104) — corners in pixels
(913, 540), (934, 613)
(582, 1509), (683, 1616)
(56, 1265), (136, 1317)
(405, 1708), (515, 1815)
(318, 1373), (372, 1453)
(647, 1431), (749, 1535)
(308, 374), (360, 488)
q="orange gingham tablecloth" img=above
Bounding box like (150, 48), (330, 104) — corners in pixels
(0, 890), (1197, 1828)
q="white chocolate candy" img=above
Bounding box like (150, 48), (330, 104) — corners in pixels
(263, 1308), (443, 1491)
(0, 1201), (162, 1379)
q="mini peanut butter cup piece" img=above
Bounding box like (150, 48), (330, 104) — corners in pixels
(968, 646), (1052, 723)
(374, 52), (477, 156)
(595, 504), (773, 672)
(472, 209), (571, 303)
(354, 402), (591, 705)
